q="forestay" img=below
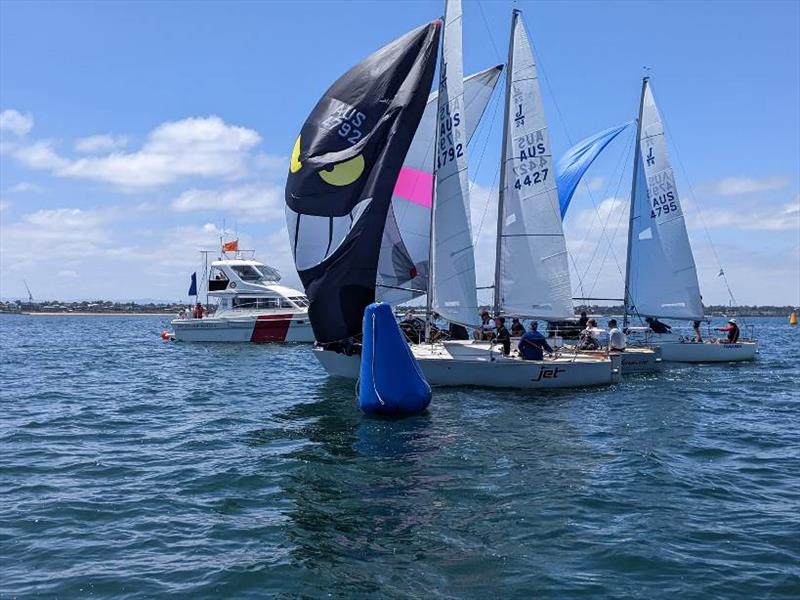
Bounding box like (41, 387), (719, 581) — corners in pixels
(495, 10), (572, 320)
(626, 79), (703, 320)
(430, 0), (480, 326)
(377, 66), (501, 304)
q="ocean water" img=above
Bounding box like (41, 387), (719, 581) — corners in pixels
(1, 315), (798, 598)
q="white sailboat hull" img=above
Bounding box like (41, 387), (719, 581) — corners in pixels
(443, 340), (662, 375)
(313, 344), (621, 390)
(655, 340), (758, 363)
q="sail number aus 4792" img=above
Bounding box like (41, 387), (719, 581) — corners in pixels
(437, 107), (463, 168)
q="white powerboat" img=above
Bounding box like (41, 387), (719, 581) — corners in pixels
(171, 255), (314, 343)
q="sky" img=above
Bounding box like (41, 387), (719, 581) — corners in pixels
(0, 0), (798, 306)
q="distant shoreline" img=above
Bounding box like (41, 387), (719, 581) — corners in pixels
(4, 312), (175, 317)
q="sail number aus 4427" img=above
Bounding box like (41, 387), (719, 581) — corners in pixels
(514, 168), (549, 189)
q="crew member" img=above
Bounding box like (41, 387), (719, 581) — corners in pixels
(493, 317), (511, 356)
(577, 310), (589, 329)
(645, 316), (671, 334)
(607, 318), (626, 351)
(510, 317), (525, 337)
(715, 318), (740, 343)
(518, 321), (553, 360)
(475, 310), (495, 341)
(692, 320), (703, 343)
(578, 318), (601, 350)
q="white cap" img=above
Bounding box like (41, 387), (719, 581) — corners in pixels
(729, 318), (737, 324)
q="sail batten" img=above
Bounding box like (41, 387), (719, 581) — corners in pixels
(625, 78), (703, 322)
(494, 10), (573, 320)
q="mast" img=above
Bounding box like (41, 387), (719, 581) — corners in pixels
(424, 7), (446, 343)
(623, 76), (648, 329)
(493, 9), (518, 316)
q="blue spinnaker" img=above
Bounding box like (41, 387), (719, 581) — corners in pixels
(557, 121), (632, 217)
(188, 272), (197, 297)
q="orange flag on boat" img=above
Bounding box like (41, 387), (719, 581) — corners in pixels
(222, 239), (239, 252)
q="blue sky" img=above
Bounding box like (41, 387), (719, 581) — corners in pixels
(1, 0), (798, 305)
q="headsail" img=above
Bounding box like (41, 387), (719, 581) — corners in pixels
(377, 65), (502, 304)
(556, 121), (632, 218)
(494, 10), (573, 320)
(429, 0), (480, 326)
(284, 22), (440, 343)
(625, 78), (703, 321)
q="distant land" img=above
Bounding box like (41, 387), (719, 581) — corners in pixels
(3, 299), (790, 317)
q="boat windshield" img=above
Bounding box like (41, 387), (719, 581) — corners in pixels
(230, 265), (264, 281)
(289, 296), (310, 307)
(232, 297), (296, 310)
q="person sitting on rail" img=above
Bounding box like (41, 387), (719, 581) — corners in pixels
(518, 321), (553, 360)
(475, 310), (495, 341)
(715, 318), (740, 343)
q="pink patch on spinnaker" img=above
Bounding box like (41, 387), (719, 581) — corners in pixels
(393, 167), (433, 208)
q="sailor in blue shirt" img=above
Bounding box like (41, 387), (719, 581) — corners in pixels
(518, 321), (553, 360)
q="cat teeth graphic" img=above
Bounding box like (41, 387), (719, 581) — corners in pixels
(286, 198), (372, 271)
(287, 134), (371, 271)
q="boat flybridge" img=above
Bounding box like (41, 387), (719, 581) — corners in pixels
(171, 251), (314, 343)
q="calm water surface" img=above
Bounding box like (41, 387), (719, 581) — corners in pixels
(1, 315), (798, 598)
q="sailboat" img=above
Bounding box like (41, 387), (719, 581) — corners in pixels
(621, 77), (758, 362)
(313, 4), (621, 389)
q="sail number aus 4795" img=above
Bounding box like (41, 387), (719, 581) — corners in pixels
(514, 168), (549, 189)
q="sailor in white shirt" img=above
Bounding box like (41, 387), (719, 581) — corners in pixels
(607, 318), (626, 352)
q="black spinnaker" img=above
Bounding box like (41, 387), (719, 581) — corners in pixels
(285, 21), (441, 344)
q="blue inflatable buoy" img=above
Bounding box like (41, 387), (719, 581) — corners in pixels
(358, 303), (432, 415)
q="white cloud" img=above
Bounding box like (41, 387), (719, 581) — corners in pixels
(11, 115), (265, 189)
(708, 176), (789, 196)
(171, 183), (285, 222)
(57, 270), (78, 278)
(0, 109), (33, 137)
(688, 199), (800, 232)
(74, 134), (128, 154)
(13, 140), (69, 170)
(10, 182), (43, 193)
(0, 200), (9, 211)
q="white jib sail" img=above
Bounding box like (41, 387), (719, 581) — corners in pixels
(431, 0), (480, 326)
(496, 11), (573, 319)
(627, 79), (703, 320)
(376, 66), (501, 305)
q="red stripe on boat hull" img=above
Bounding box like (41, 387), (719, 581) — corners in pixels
(250, 314), (292, 343)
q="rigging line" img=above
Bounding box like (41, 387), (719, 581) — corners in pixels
(471, 80), (504, 245)
(476, 0), (503, 64)
(531, 30), (632, 292)
(659, 110), (742, 310)
(571, 128), (635, 288)
(585, 176), (631, 299)
(468, 71), (504, 237)
(577, 129), (635, 286)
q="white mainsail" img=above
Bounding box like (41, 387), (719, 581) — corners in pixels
(625, 79), (703, 320)
(494, 10), (572, 320)
(377, 66), (501, 304)
(429, 0), (480, 326)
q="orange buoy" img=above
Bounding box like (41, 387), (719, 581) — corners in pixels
(161, 330), (171, 340)
(790, 311), (798, 326)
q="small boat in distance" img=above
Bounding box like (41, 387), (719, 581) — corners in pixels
(171, 249), (314, 343)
